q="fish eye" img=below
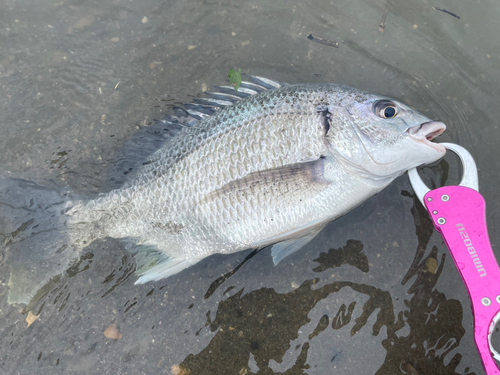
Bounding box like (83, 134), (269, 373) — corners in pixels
(373, 100), (398, 119)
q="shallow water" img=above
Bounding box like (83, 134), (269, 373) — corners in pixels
(1, 0), (500, 373)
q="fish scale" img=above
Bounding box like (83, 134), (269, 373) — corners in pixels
(64, 79), (446, 283)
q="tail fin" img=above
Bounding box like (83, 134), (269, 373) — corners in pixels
(0, 178), (81, 305)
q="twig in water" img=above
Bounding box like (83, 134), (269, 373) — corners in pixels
(432, 7), (461, 20)
(307, 34), (339, 48)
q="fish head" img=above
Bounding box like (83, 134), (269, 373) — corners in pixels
(328, 92), (446, 186)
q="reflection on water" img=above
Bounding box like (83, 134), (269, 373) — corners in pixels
(313, 239), (369, 273)
(181, 187), (472, 375)
(1, 0), (499, 373)
(183, 278), (402, 374)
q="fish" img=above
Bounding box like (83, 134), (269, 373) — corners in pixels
(379, 9), (389, 33)
(3, 75), (446, 304)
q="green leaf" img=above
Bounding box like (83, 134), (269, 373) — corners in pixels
(228, 68), (242, 92)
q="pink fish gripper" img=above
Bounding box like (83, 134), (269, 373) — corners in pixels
(409, 142), (500, 374)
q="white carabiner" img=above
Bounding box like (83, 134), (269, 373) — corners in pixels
(408, 143), (479, 206)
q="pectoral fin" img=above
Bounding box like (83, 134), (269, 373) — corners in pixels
(205, 157), (329, 202)
(271, 225), (326, 265)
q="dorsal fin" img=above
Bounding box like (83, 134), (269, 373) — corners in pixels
(104, 75), (287, 190)
(165, 74), (287, 124)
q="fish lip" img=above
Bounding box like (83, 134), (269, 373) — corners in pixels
(408, 121), (447, 153)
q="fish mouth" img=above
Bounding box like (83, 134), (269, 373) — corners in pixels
(408, 121), (447, 153)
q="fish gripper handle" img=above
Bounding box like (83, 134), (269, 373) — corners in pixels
(424, 185), (500, 374)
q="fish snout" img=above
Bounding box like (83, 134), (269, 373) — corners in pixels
(408, 121), (447, 153)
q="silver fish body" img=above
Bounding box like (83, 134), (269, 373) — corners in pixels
(69, 80), (446, 283)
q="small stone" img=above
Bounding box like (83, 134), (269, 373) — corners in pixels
(149, 61), (161, 69)
(142, 16), (148, 24)
(171, 364), (190, 375)
(104, 324), (122, 339)
(26, 311), (39, 328)
(425, 257), (438, 274)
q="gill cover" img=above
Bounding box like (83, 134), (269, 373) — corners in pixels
(326, 98), (445, 185)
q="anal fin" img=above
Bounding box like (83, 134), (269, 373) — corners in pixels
(134, 248), (199, 284)
(271, 225), (325, 265)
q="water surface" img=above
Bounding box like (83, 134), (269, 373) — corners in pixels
(1, 0), (500, 373)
